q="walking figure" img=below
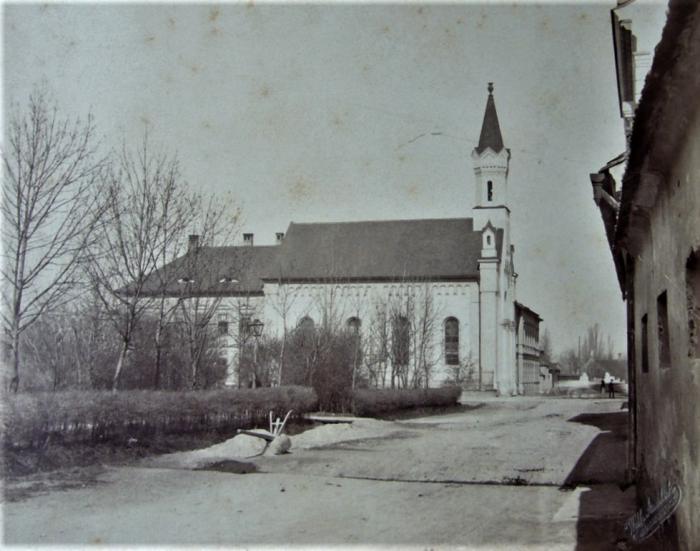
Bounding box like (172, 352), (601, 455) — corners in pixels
(608, 380), (615, 398)
(600, 378), (606, 394)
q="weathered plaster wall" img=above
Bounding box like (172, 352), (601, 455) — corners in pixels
(632, 105), (700, 549)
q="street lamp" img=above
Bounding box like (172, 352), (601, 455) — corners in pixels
(247, 318), (264, 388)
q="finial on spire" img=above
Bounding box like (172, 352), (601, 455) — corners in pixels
(475, 82), (504, 154)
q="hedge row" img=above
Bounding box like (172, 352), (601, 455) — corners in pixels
(4, 386), (318, 450)
(352, 386), (462, 416)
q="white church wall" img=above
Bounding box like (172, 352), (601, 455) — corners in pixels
(260, 280), (479, 387)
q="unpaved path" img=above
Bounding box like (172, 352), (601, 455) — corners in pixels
(3, 397), (634, 548)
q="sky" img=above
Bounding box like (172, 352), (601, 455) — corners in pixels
(2, 1), (668, 356)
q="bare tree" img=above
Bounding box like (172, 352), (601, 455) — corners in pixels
(175, 194), (242, 389)
(363, 297), (391, 388)
(410, 282), (440, 388)
(540, 328), (553, 362)
(1, 87), (105, 392)
(86, 131), (187, 390)
(268, 275), (299, 386)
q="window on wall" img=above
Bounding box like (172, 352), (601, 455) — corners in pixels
(392, 316), (410, 366)
(218, 321), (229, 336)
(657, 291), (671, 368)
(686, 251), (700, 358)
(487, 181), (494, 202)
(298, 316), (315, 347)
(444, 317), (459, 365)
(347, 317), (361, 335)
(641, 314), (649, 373)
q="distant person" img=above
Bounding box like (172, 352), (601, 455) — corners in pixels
(600, 378), (606, 393)
(608, 380), (615, 398)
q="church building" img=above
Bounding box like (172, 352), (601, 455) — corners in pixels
(142, 84), (541, 395)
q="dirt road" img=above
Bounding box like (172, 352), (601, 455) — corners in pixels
(3, 397), (634, 548)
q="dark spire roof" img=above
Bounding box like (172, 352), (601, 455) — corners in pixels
(475, 82), (505, 154)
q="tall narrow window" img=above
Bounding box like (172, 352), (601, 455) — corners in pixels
(686, 251), (700, 358)
(657, 291), (671, 368)
(392, 316), (410, 366)
(487, 181), (494, 202)
(641, 314), (649, 373)
(298, 316), (315, 348)
(444, 317), (459, 365)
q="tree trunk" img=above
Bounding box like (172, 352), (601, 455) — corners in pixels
(112, 340), (129, 391)
(153, 323), (163, 389)
(10, 326), (21, 393)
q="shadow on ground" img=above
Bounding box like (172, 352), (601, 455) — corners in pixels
(564, 411), (677, 551)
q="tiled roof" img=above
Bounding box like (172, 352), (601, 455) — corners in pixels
(139, 245), (279, 296)
(475, 87), (505, 154)
(138, 218), (500, 295)
(269, 218), (499, 282)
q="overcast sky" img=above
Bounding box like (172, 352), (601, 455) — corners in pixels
(3, 1), (667, 356)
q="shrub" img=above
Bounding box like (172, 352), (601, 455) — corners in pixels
(3, 386), (317, 450)
(352, 385), (462, 416)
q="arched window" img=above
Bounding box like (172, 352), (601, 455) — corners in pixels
(298, 316), (315, 331)
(444, 317), (459, 365)
(346, 316), (361, 335)
(487, 181), (494, 202)
(392, 315), (410, 366)
(297, 316), (315, 347)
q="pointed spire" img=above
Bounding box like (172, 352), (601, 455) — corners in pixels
(476, 82), (505, 154)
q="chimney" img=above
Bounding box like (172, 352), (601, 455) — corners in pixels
(275, 232), (284, 244)
(243, 233), (254, 246)
(188, 234), (199, 253)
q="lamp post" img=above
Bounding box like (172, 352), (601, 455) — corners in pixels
(247, 318), (264, 388)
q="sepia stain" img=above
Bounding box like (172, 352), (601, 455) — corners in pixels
(577, 12), (589, 23)
(145, 35), (156, 44)
(168, 16), (176, 28)
(288, 176), (314, 203)
(92, 537), (102, 544)
(208, 7), (220, 22)
(456, 17), (464, 25)
(139, 115), (151, 126)
(405, 183), (420, 199)
(210, 26), (221, 36)
(381, 25), (391, 35)
(397, 154), (406, 163)
(476, 13), (488, 30)
(246, 0), (255, 10)
(539, 16), (551, 32)
(202, 120), (212, 130)
(190, 64), (201, 74)
(259, 85), (271, 98)
(416, 6), (425, 15)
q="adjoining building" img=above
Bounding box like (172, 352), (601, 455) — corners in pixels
(590, 1), (700, 547)
(140, 84), (542, 394)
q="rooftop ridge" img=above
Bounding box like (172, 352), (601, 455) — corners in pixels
(289, 216), (474, 227)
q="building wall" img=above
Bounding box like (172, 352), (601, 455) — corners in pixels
(261, 280), (481, 386)
(631, 105), (700, 548)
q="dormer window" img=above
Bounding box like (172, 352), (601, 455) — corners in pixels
(486, 235), (492, 246)
(487, 181), (494, 202)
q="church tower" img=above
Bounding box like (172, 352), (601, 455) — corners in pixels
(473, 83), (518, 395)
(471, 82), (511, 231)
